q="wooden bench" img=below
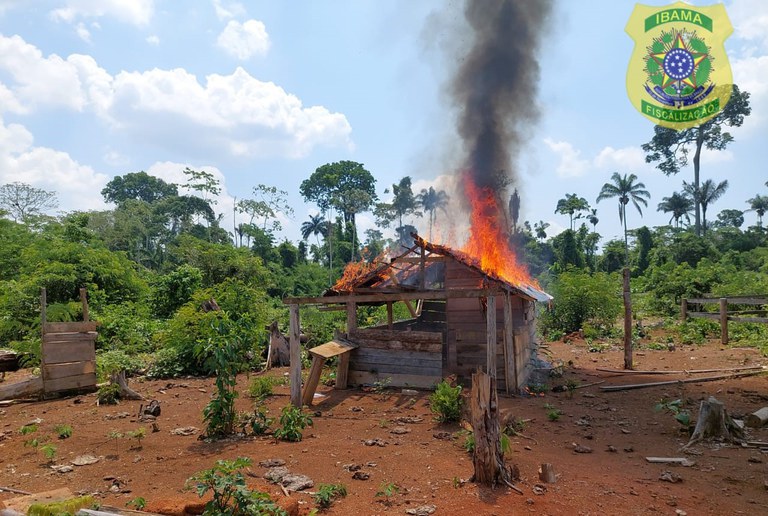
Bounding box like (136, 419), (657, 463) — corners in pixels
(301, 339), (357, 406)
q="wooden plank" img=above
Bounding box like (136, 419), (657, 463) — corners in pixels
(720, 298), (728, 345)
(301, 355), (326, 406)
(309, 340), (357, 359)
(349, 338), (442, 353)
(347, 370), (441, 389)
(419, 310), (446, 323)
(43, 332), (97, 344)
(0, 375), (43, 401)
(43, 321), (99, 334)
(1, 488), (74, 513)
(43, 372), (97, 393)
(596, 366), (765, 375)
(728, 316), (768, 323)
(487, 295), (496, 380)
(44, 361), (95, 380)
(346, 302), (357, 332)
(688, 296), (767, 305)
(349, 328), (442, 343)
(336, 350), (350, 389)
(600, 369), (767, 392)
(503, 292), (515, 393)
(387, 302), (393, 330)
(41, 340), (95, 365)
(352, 346), (442, 364)
(687, 312), (720, 320)
(284, 287), (502, 305)
(289, 304), (301, 407)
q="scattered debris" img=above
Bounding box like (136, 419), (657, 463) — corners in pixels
(169, 426), (198, 436)
(745, 406), (768, 428)
(645, 457), (695, 467)
(532, 484), (547, 495)
(350, 406), (364, 412)
(71, 455), (100, 466)
(50, 465), (74, 474)
(432, 432), (452, 440)
(659, 471), (683, 483)
(607, 445), (617, 453)
(401, 389), (419, 396)
(104, 412), (130, 421)
(406, 504), (436, 515)
(363, 438), (387, 447)
(259, 458), (286, 468)
(573, 444), (592, 454)
(352, 471), (370, 481)
(281, 474), (313, 492)
(343, 463), (361, 472)
(394, 415), (423, 424)
(264, 466), (290, 483)
(390, 427), (410, 435)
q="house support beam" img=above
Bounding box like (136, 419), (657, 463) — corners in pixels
(503, 292), (515, 394)
(486, 295), (497, 384)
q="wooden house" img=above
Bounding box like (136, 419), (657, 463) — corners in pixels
(283, 235), (552, 406)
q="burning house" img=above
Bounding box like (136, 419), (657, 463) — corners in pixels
(283, 234), (551, 405)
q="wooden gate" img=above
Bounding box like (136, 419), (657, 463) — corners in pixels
(40, 288), (97, 394)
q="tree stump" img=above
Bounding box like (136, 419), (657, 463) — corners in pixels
(265, 321), (290, 369)
(110, 371), (143, 401)
(470, 370), (512, 487)
(684, 396), (744, 449)
(538, 463), (557, 483)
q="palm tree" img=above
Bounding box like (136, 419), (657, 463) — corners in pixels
(533, 220), (549, 241)
(587, 208), (599, 232)
(555, 193), (590, 231)
(683, 179), (728, 233)
(301, 214), (327, 249)
(746, 194), (768, 227)
(656, 191), (694, 228)
(416, 186), (449, 241)
(596, 172), (650, 263)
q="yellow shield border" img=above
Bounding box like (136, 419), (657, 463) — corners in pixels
(626, 2), (733, 130)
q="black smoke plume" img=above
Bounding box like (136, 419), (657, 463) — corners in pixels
(452, 0), (553, 191)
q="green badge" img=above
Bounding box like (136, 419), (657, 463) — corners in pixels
(626, 2), (733, 130)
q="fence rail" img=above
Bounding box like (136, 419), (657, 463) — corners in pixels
(681, 296), (768, 344)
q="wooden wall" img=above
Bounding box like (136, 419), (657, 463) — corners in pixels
(346, 328), (443, 389)
(42, 321), (97, 394)
(444, 259), (536, 391)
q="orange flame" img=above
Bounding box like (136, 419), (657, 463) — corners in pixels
(461, 172), (537, 288)
(333, 258), (379, 292)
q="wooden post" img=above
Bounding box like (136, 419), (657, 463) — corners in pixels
(346, 301), (357, 333)
(40, 288), (47, 326)
(680, 298), (688, 322)
(420, 245), (426, 290)
(336, 351), (350, 389)
(486, 296), (497, 381)
(470, 370), (509, 486)
(503, 292), (515, 394)
(719, 298), (728, 345)
(301, 354), (326, 406)
(623, 268), (633, 370)
(40, 288), (47, 390)
(289, 304), (302, 407)
(79, 288), (89, 322)
(386, 302), (393, 330)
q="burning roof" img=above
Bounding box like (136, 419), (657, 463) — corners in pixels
(328, 234), (551, 303)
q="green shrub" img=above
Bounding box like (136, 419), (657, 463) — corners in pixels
(96, 349), (146, 381)
(274, 405), (312, 442)
(313, 483), (347, 510)
(430, 380), (463, 423)
(540, 270), (622, 335)
(27, 495), (95, 516)
(248, 376), (275, 400)
(187, 457), (287, 516)
(54, 424), (73, 439)
(147, 347), (186, 379)
(97, 383), (122, 405)
(238, 405), (273, 436)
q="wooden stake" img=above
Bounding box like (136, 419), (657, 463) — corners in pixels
(600, 369), (766, 392)
(719, 298), (728, 345)
(622, 268), (632, 370)
(596, 366), (764, 375)
(289, 304), (302, 407)
(486, 295), (496, 383)
(470, 370), (509, 486)
(680, 298), (688, 322)
(80, 287), (89, 322)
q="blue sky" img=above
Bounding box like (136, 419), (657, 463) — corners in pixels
(0, 0), (766, 250)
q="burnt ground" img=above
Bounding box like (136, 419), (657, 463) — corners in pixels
(0, 334), (767, 515)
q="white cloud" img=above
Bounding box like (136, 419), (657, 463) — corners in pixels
(732, 55), (768, 131)
(145, 35), (159, 46)
(729, 0), (768, 54)
(0, 117), (109, 213)
(103, 149), (129, 167)
(75, 22), (91, 43)
(212, 0), (246, 22)
(0, 35), (352, 160)
(544, 138), (590, 178)
(594, 146), (646, 171)
(50, 0), (155, 27)
(216, 19), (270, 60)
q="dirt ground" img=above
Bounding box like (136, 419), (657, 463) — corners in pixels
(1, 335), (767, 515)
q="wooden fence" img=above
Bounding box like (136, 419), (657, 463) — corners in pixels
(681, 295), (768, 345)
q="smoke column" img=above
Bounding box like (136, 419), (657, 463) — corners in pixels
(452, 0), (553, 191)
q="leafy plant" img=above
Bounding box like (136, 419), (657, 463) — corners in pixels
(97, 383), (122, 405)
(372, 376), (392, 394)
(654, 398), (692, 429)
(247, 375), (275, 400)
(566, 379), (579, 398)
(19, 423), (38, 435)
(526, 382), (548, 395)
(459, 430), (511, 456)
(54, 424), (73, 439)
(313, 483), (347, 510)
(274, 405), (313, 442)
(430, 380), (463, 423)
(107, 430), (123, 455)
(39, 443), (57, 463)
(187, 457), (287, 516)
(126, 497), (147, 510)
(375, 481), (400, 502)
(237, 405), (273, 436)
(126, 427), (146, 449)
(544, 404), (562, 421)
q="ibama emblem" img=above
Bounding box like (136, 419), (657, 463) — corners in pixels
(626, 2), (733, 130)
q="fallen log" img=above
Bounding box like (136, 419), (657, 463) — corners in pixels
(600, 369), (767, 392)
(0, 376), (43, 401)
(0, 486), (32, 495)
(596, 365), (765, 375)
(745, 407), (768, 428)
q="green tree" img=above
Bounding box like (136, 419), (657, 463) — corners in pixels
(552, 229), (584, 269)
(587, 208), (599, 232)
(656, 191), (693, 228)
(596, 172), (650, 263)
(683, 179), (728, 234)
(634, 226), (653, 274)
(101, 172), (178, 205)
(714, 209), (744, 229)
(237, 185), (293, 235)
(642, 84), (751, 236)
(300, 214), (327, 250)
(534, 220), (549, 241)
(417, 186), (450, 241)
(182, 168), (221, 204)
(746, 194), (768, 227)
(555, 193), (589, 231)
(300, 161), (377, 225)
(0, 182), (58, 222)
(508, 189), (521, 235)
